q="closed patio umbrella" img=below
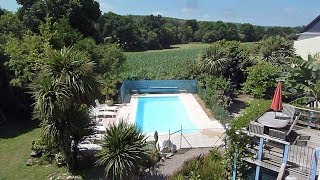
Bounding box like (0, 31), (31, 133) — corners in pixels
(270, 82), (283, 118)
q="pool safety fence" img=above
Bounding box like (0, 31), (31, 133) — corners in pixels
(157, 127), (225, 150)
(119, 80), (197, 103)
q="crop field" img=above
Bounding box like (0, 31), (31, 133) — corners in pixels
(122, 43), (210, 80)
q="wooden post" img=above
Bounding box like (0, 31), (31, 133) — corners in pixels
(169, 130), (170, 142)
(308, 111), (313, 129)
(232, 150), (237, 180)
(310, 148), (319, 180)
(255, 137), (264, 180)
(277, 144), (289, 180)
(180, 126), (182, 149)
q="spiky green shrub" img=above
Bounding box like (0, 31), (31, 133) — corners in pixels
(96, 120), (147, 179)
(198, 40), (251, 87)
(256, 35), (294, 66)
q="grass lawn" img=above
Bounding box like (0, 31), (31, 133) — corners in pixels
(122, 43), (210, 80)
(0, 127), (67, 179)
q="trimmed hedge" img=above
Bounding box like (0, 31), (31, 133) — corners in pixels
(231, 99), (271, 129)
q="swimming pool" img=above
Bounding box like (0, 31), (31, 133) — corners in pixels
(135, 96), (198, 133)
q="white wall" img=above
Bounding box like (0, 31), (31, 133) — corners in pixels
(294, 36), (320, 60)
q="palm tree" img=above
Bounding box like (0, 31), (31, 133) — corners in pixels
(197, 42), (229, 76)
(44, 47), (98, 103)
(31, 76), (72, 166)
(96, 120), (147, 179)
(31, 47), (98, 172)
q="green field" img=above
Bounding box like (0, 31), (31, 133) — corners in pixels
(122, 43), (210, 80)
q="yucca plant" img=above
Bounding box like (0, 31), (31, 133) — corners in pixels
(96, 120), (147, 179)
(44, 47), (98, 102)
(31, 47), (98, 172)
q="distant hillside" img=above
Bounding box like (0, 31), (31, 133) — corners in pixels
(126, 14), (303, 29)
(100, 12), (303, 51)
(128, 15), (185, 26)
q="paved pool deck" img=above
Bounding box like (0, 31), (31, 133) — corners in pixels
(102, 93), (226, 149)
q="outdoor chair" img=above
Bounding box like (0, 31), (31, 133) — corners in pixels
(269, 112), (301, 142)
(248, 122), (264, 135)
(294, 135), (310, 146)
(281, 104), (296, 123)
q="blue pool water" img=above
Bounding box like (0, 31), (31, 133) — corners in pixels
(135, 96), (198, 133)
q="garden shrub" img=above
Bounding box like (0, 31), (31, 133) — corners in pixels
(242, 63), (280, 99)
(171, 148), (227, 180)
(197, 76), (233, 124)
(204, 76), (233, 108)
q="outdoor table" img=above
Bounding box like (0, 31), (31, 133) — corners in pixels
(257, 111), (291, 128)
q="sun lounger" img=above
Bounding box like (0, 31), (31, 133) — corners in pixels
(95, 110), (116, 118)
(95, 99), (119, 112)
(94, 125), (106, 134)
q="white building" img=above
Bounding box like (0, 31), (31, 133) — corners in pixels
(294, 15), (320, 60)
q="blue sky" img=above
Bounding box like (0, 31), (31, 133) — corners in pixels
(0, 0), (319, 27)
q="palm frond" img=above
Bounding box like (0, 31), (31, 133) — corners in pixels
(44, 47), (97, 101)
(290, 97), (315, 106)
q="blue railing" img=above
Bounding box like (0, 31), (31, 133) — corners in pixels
(310, 148), (319, 180)
(119, 80), (197, 103)
(232, 131), (319, 180)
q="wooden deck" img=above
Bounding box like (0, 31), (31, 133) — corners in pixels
(243, 126), (320, 179)
(295, 125), (320, 148)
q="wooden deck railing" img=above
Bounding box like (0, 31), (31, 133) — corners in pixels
(233, 130), (319, 180)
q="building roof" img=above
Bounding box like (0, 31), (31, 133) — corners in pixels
(301, 15), (320, 33)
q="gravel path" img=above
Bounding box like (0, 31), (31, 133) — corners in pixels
(149, 148), (212, 178)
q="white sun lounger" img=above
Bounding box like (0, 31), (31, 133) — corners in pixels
(94, 125), (106, 134)
(95, 99), (119, 112)
(95, 110), (116, 118)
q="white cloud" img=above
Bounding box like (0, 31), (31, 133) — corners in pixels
(181, 7), (198, 14)
(152, 11), (164, 16)
(181, 0), (199, 14)
(223, 9), (235, 17)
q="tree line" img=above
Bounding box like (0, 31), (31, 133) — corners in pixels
(99, 13), (303, 51)
(2, 0), (303, 52)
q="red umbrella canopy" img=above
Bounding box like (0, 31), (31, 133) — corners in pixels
(270, 82), (283, 111)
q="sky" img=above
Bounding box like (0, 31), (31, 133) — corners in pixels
(0, 0), (319, 27)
